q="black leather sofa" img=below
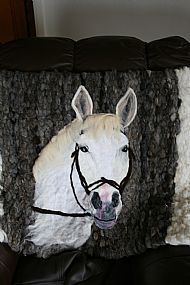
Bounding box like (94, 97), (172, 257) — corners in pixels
(1, 36), (190, 285)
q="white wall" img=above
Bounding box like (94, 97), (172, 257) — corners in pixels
(33, 0), (190, 41)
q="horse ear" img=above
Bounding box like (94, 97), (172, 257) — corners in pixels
(72, 85), (93, 121)
(116, 88), (137, 128)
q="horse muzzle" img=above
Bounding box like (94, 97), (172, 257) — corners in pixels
(94, 214), (117, 229)
(92, 197), (121, 229)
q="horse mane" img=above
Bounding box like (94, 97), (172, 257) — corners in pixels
(33, 114), (122, 180)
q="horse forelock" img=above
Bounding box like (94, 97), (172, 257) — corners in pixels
(82, 114), (122, 139)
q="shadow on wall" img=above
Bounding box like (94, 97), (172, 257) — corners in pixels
(33, 0), (190, 41)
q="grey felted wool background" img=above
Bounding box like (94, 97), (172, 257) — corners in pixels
(0, 70), (179, 258)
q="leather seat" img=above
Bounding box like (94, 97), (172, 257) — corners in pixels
(13, 250), (133, 285)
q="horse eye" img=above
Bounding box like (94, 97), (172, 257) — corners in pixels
(122, 145), (128, 152)
(80, 146), (89, 153)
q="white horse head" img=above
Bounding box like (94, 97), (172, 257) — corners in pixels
(30, 85), (137, 250)
(70, 86), (137, 229)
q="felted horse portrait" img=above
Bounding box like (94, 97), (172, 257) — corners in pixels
(1, 68), (190, 259)
(25, 85), (137, 251)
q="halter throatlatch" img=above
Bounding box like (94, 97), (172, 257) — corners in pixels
(32, 143), (134, 218)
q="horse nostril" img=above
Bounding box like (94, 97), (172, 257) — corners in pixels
(112, 192), (120, 207)
(91, 192), (102, 209)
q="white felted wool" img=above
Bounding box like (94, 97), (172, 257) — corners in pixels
(166, 67), (190, 244)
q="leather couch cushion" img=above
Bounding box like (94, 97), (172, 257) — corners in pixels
(1, 36), (190, 72)
(13, 250), (133, 285)
(74, 36), (147, 71)
(0, 37), (75, 71)
(0, 36), (147, 72)
(13, 245), (190, 285)
(147, 36), (190, 70)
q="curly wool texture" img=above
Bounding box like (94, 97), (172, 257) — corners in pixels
(0, 70), (179, 258)
(166, 67), (190, 244)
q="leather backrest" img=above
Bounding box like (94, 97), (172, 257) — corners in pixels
(0, 36), (190, 71)
(147, 36), (190, 70)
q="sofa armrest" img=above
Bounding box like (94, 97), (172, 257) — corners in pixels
(0, 243), (19, 285)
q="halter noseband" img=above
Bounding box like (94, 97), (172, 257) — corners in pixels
(33, 143), (134, 218)
(72, 144), (134, 195)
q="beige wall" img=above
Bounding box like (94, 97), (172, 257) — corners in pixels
(33, 0), (190, 41)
